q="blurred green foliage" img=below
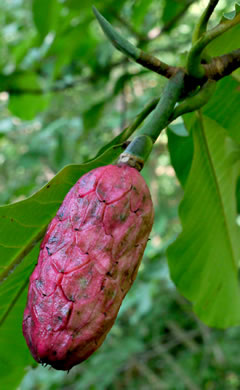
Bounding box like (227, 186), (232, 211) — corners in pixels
(0, 0), (240, 389)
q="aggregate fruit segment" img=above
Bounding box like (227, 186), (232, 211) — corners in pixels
(23, 164), (154, 370)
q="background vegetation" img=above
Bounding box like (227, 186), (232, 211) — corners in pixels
(0, 0), (240, 389)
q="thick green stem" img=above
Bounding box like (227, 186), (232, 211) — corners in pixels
(187, 8), (240, 78)
(171, 79), (216, 120)
(118, 135), (153, 171)
(139, 70), (185, 142)
(118, 71), (185, 169)
(192, 0), (219, 43)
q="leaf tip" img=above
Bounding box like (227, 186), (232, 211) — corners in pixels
(92, 5), (139, 60)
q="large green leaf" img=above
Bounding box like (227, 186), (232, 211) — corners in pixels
(202, 77), (240, 144)
(162, 0), (189, 25)
(0, 247), (39, 389)
(0, 71), (51, 120)
(0, 144), (123, 314)
(0, 143), (125, 390)
(167, 76), (240, 191)
(208, 3), (240, 56)
(167, 122), (193, 187)
(8, 94), (50, 120)
(131, 0), (154, 29)
(32, 0), (61, 39)
(0, 286), (36, 390)
(167, 114), (240, 328)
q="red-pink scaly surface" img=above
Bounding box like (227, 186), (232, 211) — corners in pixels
(23, 164), (154, 370)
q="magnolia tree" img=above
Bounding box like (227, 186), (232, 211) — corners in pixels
(0, 0), (240, 388)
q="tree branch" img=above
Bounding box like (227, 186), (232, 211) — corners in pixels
(93, 6), (178, 79)
(204, 49), (240, 80)
(5, 47), (240, 97)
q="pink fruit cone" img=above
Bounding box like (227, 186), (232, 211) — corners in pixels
(23, 164), (154, 370)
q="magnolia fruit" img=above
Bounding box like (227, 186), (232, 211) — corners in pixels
(23, 164), (154, 370)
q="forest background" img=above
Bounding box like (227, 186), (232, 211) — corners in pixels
(0, 0), (240, 389)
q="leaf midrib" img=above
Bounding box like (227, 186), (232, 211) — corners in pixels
(0, 224), (47, 284)
(198, 111), (238, 273)
(0, 279), (28, 326)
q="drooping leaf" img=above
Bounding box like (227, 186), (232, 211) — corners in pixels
(0, 249), (40, 390)
(1, 71), (51, 119)
(49, 21), (97, 78)
(167, 123), (193, 187)
(221, 2), (240, 23)
(0, 71), (42, 93)
(167, 114), (240, 328)
(237, 176), (240, 214)
(162, 0), (188, 25)
(131, 0), (154, 29)
(8, 94), (50, 120)
(208, 24), (240, 56)
(66, 0), (99, 10)
(83, 99), (109, 131)
(0, 143), (124, 321)
(32, 0), (61, 40)
(0, 125), (131, 389)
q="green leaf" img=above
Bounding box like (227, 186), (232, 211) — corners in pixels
(208, 3), (240, 56)
(0, 71), (42, 92)
(131, 0), (154, 29)
(221, 2), (240, 23)
(66, 0), (124, 11)
(65, 0), (95, 10)
(8, 94), (50, 120)
(0, 287), (36, 390)
(49, 21), (96, 78)
(167, 123), (193, 187)
(237, 176), (240, 214)
(0, 247), (39, 389)
(0, 144), (123, 313)
(162, 0), (188, 25)
(32, 0), (61, 39)
(202, 77), (240, 144)
(208, 24), (240, 56)
(0, 71), (51, 119)
(83, 99), (108, 131)
(0, 143), (125, 388)
(167, 114), (240, 328)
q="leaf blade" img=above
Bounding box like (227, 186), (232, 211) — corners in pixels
(32, 0), (60, 39)
(0, 144), (123, 321)
(167, 114), (240, 328)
